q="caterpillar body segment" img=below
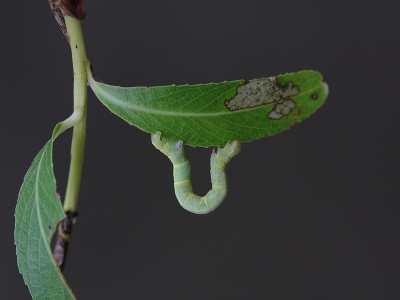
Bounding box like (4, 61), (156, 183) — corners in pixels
(151, 131), (241, 214)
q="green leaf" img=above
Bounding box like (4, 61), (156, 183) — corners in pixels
(14, 124), (76, 300)
(89, 70), (328, 147)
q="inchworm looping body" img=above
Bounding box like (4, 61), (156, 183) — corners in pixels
(151, 131), (241, 214)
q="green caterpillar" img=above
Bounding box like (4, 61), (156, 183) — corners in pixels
(151, 131), (241, 214)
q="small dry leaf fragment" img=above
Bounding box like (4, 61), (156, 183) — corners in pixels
(58, 0), (86, 20)
(48, 0), (68, 40)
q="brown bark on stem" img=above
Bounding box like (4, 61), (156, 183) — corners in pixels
(53, 211), (78, 271)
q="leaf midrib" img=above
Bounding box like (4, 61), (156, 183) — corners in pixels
(35, 146), (53, 265)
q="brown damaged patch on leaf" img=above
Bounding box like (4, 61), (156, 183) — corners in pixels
(58, 0), (86, 20)
(225, 77), (299, 112)
(293, 106), (303, 116)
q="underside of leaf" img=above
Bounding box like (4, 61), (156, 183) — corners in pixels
(14, 125), (76, 300)
(88, 69), (328, 147)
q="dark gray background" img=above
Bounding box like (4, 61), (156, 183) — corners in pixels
(2, 1), (399, 299)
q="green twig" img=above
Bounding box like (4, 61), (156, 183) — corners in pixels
(53, 15), (88, 270)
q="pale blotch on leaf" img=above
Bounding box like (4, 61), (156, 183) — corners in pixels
(225, 77), (299, 111)
(267, 99), (296, 120)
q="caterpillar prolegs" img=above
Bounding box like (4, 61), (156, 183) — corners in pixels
(151, 131), (241, 214)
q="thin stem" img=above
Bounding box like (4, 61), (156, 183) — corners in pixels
(63, 15), (88, 213)
(53, 15), (88, 270)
